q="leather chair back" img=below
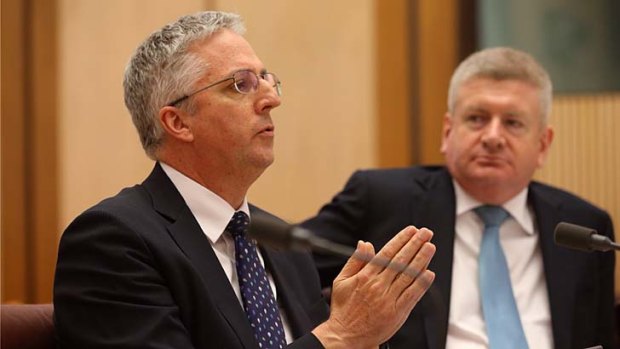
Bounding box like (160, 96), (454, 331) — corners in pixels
(1, 304), (54, 349)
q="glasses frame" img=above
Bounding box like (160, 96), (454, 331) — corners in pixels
(166, 69), (281, 107)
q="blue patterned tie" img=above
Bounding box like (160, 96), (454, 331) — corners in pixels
(227, 211), (286, 349)
(475, 205), (529, 349)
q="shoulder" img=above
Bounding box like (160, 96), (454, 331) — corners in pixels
(72, 184), (156, 227)
(529, 181), (613, 236)
(343, 166), (452, 200)
(350, 166), (450, 183)
(353, 165), (445, 179)
(530, 181), (610, 217)
(59, 184), (166, 252)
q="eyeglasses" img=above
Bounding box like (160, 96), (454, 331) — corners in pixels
(167, 69), (282, 107)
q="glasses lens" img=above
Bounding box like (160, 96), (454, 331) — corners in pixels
(263, 73), (282, 96)
(233, 70), (258, 94)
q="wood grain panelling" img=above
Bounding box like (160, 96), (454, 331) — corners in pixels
(376, 0), (412, 167)
(536, 93), (620, 296)
(28, 0), (59, 303)
(412, 0), (459, 165)
(1, 0), (58, 303)
(1, 0), (28, 303)
(374, 0), (461, 167)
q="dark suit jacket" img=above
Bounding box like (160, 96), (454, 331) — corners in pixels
(302, 166), (616, 349)
(54, 163), (329, 349)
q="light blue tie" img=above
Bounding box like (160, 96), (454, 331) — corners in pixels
(475, 205), (529, 349)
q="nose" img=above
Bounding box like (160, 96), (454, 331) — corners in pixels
(255, 81), (281, 114)
(481, 117), (505, 150)
(258, 75), (281, 97)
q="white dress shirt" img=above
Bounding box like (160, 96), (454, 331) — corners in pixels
(161, 163), (293, 343)
(445, 181), (552, 349)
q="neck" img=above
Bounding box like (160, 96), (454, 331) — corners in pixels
(158, 150), (263, 209)
(456, 179), (525, 206)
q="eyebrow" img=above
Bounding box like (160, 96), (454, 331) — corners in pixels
(225, 67), (269, 76)
(461, 106), (488, 114)
(462, 105), (525, 118)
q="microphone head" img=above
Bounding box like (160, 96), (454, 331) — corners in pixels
(248, 212), (294, 250)
(554, 222), (597, 252)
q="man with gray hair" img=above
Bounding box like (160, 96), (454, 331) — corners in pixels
(53, 11), (437, 349)
(304, 47), (616, 348)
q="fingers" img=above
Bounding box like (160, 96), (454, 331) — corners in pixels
(388, 241), (436, 297)
(336, 225), (435, 296)
(377, 227), (433, 283)
(395, 269), (435, 312)
(402, 240), (435, 279)
(359, 226), (417, 276)
(322, 226), (437, 348)
(335, 241), (375, 281)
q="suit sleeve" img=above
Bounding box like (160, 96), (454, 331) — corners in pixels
(54, 210), (195, 349)
(597, 214), (617, 348)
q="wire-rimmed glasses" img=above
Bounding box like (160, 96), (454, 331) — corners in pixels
(167, 69), (281, 107)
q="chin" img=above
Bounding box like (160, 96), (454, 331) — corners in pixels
(466, 171), (512, 187)
(470, 165), (511, 178)
(252, 153), (274, 170)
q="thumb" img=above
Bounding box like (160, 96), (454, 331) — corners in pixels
(335, 241), (375, 281)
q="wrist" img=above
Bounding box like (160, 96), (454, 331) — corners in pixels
(312, 320), (376, 349)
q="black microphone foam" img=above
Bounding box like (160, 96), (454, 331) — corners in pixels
(249, 213), (427, 276)
(554, 222), (597, 252)
(248, 212), (355, 258)
(554, 222), (618, 252)
(248, 212), (298, 250)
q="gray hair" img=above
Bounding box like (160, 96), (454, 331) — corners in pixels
(447, 47), (553, 124)
(123, 11), (245, 159)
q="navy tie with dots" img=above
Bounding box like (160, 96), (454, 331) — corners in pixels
(475, 205), (529, 349)
(227, 211), (286, 349)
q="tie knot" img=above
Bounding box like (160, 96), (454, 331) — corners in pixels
(226, 211), (250, 238)
(474, 205), (509, 227)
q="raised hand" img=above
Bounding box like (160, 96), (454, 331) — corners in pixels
(312, 226), (436, 349)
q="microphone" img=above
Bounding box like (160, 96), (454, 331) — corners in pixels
(249, 212), (427, 279)
(554, 222), (619, 252)
(248, 212), (355, 258)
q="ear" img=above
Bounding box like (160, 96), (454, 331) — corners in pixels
(440, 113), (453, 154)
(159, 106), (194, 143)
(536, 125), (554, 168)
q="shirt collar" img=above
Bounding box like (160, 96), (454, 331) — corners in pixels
(453, 180), (534, 235)
(160, 162), (250, 243)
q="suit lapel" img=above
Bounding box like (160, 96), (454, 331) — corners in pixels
(261, 247), (315, 339)
(407, 172), (577, 349)
(143, 163), (257, 349)
(411, 169), (455, 349)
(529, 185), (574, 349)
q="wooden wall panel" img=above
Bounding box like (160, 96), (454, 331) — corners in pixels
(413, 0), (459, 165)
(536, 93), (620, 296)
(28, 0), (59, 303)
(376, 0), (412, 167)
(1, 0), (28, 303)
(1, 0), (58, 303)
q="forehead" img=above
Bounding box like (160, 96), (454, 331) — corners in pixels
(455, 78), (540, 112)
(190, 29), (263, 77)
